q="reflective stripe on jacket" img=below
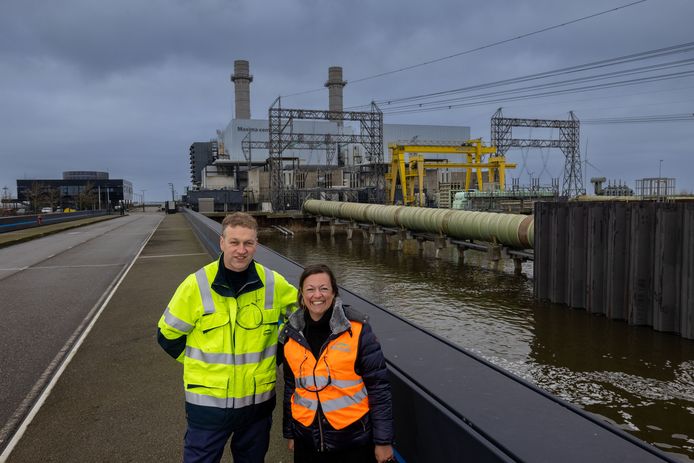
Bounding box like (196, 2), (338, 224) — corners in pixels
(158, 259), (297, 409)
(284, 320), (369, 430)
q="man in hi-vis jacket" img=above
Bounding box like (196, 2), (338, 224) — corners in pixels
(158, 212), (297, 463)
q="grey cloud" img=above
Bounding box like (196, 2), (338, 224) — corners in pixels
(1, 0), (693, 200)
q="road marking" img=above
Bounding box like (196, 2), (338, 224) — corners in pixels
(0, 264), (123, 271)
(34, 263), (124, 270)
(0, 215), (164, 462)
(139, 252), (208, 259)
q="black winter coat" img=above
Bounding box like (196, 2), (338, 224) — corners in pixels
(278, 298), (394, 452)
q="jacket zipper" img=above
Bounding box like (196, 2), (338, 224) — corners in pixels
(236, 276), (259, 296)
(317, 403), (325, 451)
(313, 340), (330, 452)
(293, 323), (342, 452)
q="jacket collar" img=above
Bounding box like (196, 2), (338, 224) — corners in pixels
(285, 297), (351, 338)
(211, 254), (262, 298)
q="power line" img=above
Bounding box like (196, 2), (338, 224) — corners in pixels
(377, 57), (694, 112)
(351, 0), (650, 84)
(381, 70), (694, 115)
(281, 0), (649, 99)
(361, 41), (694, 108)
(583, 113), (694, 124)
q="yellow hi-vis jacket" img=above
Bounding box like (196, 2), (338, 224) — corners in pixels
(158, 259), (297, 409)
(284, 319), (369, 430)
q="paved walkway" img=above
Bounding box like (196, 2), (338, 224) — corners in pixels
(0, 215), (121, 249)
(5, 213), (292, 462)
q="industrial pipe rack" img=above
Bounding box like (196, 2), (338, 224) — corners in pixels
(303, 199), (534, 249)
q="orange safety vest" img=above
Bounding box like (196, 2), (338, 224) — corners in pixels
(284, 321), (369, 430)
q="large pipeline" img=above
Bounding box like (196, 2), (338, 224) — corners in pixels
(303, 200), (534, 249)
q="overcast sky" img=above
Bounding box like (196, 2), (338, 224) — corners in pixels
(1, 0), (693, 201)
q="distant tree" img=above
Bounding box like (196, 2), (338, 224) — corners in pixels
(77, 182), (96, 210)
(46, 187), (61, 210)
(26, 182), (46, 213)
(1, 186), (11, 213)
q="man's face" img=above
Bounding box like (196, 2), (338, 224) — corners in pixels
(219, 225), (257, 272)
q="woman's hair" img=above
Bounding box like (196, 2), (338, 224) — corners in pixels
(298, 264), (339, 306)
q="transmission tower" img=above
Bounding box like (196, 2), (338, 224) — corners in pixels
(491, 108), (584, 197)
(268, 99), (383, 210)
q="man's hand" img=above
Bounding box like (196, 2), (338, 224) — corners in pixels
(287, 439), (294, 451)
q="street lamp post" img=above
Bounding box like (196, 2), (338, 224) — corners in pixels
(141, 189), (146, 212)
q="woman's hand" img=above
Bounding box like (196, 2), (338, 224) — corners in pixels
(287, 439), (294, 451)
(375, 444), (394, 462)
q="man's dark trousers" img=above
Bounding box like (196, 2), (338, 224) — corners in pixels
(183, 416), (272, 463)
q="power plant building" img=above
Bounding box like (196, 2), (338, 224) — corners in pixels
(189, 142), (218, 188)
(187, 60), (471, 211)
(220, 119), (470, 165)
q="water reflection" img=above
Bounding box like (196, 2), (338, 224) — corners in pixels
(261, 230), (694, 461)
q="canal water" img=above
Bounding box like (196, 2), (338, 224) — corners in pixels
(260, 229), (694, 461)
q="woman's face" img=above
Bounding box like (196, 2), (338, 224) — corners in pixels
(301, 272), (335, 321)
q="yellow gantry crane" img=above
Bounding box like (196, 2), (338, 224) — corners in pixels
(385, 138), (516, 206)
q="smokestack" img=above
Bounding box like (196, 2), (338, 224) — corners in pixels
(325, 66), (346, 126)
(231, 60), (253, 119)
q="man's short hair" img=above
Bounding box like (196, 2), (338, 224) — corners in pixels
(221, 212), (258, 235)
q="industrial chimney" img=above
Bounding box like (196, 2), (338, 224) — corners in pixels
(325, 66), (346, 126)
(231, 60), (253, 119)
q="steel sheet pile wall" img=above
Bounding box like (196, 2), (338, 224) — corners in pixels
(534, 201), (694, 339)
(303, 199), (534, 249)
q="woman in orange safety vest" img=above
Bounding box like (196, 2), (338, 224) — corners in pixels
(279, 264), (395, 463)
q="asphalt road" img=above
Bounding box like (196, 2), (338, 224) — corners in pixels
(0, 213), (163, 454)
